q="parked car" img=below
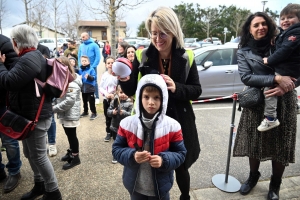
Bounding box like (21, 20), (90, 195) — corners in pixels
(184, 38), (199, 47)
(202, 37), (222, 45)
(193, 45), (244, 99)
(187, 41), (214, 50)
(38, 38), (63, 58)
(97, 41), (104, 48)
(135, 40), (151, 49)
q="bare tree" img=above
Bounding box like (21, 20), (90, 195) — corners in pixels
(200, 7), (224, 38)
(85, 0), (151, 57)
(30, 3), (50, 37)
(0, 0), (9, 34)
(21, 0), (44, 25)
(230, 9), (251, 37)
(49, 0), (64, 50)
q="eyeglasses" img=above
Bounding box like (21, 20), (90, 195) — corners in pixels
(149, 32), (168, 39)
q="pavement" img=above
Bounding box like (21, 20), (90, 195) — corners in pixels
(0, 60), (300, 200)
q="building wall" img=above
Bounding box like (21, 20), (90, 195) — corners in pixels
(33, 27), (64, 38)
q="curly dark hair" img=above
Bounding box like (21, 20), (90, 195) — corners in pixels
(124, 45), (137, 60)
(239, 12), (277, 48)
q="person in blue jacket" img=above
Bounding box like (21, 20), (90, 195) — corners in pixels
(112, 74), (187, 200)
(78, 32), (101, 103)
(78, 55), (98, 120)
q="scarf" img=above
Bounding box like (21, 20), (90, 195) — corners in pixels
(18, 47), (36, 57)
(247, 37), (271, 57)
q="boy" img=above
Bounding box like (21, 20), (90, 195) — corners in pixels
(107, 85), (133, 163)
(112, 74), (187, 200)
(99, 56), (118, 141)
(258, 3), (300, 132)
(78, 55), (98, 120)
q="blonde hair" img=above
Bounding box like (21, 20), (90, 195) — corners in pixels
(58, 56), (75, 77)
(145, 7), (184, 49)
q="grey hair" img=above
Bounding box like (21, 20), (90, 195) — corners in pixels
(145, 7), (184, 49)
(10, 24), (39, 49)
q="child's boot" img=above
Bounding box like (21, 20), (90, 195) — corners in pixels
(62, 154), (81, 170)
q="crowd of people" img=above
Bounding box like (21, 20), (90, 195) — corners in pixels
(0, 3), (299, 200)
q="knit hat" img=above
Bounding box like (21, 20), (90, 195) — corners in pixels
(112, 57), (132, 78)
(68, 56), (78, 67)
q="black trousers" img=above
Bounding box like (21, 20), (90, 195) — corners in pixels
(63, 126), (79, 153)
(103, 99), (112, 133)
(111, 130), (117, 140)
(82, 92), (96, 114)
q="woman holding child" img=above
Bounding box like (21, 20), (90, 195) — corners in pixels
(118, 7), (201, 200)
(233, 7), (299, 200)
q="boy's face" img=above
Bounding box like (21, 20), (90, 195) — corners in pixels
(280, 14), (300, 30)
(141, 89), (161, 118)
(118, 89), (128, 101)
(106, 58), (114, 71)
(81, 57), (90, 66)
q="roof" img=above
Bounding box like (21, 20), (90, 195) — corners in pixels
(78, 20), (127, 28)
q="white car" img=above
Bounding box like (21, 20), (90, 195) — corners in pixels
(202, 37), (222, 45)
(38, 38), (63, 57)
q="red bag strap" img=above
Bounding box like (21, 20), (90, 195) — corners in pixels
(33, 93), (45, 123)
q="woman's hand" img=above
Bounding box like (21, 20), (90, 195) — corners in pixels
(264, 85), (286, 97)
(0, 52), (6, 63)
(275, 75), (296, 92)
(160, 74), (176, 93)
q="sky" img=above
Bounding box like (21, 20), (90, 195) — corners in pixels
(2, 0), (298, 37)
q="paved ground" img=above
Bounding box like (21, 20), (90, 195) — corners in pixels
(0, 60), (300, 200)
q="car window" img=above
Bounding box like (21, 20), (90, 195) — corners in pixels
(207, 51), (222, 66)
(185, 38), (196, 43)
(39, 39), (45, 43)
(195, 51), (210, 65)
(219, 49), (233, 65)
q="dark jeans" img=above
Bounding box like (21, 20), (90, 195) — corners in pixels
(0, 106), (22, 176)
(47, 114), (56, 145)
(130, 191), (170, 200)
(103, 99), (112, 133)
(82, 92), (96, 114)
(63, 127), (79, 153)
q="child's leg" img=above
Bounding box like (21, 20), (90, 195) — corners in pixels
(82, 93), (89, 113)
(263, 87), (278, 119)
(88, 92), (97, 114)
(111, 130), (117, 141)
(103, 99), (112, 133)
(63, 127), (79, 154)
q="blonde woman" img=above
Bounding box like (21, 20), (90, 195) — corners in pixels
(118, 7), (201, 200)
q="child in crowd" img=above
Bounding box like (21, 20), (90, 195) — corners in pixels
(107, 85), (133, 163)
(53, 56), (82, 170)
(69, 56), (79, 72)
(259, 3), (300, 132)
(99, 56), (118, 141)
(78, 55), (98, 120)
(112, 74), (187, 200)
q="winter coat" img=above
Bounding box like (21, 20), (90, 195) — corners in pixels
(267, 23), (300, 77)
(237, 47), (276, 87)
(37, 43), (50, 58)
(113, 74), (186, 199)
(99, 71), (118, 99)
(119, 41), (201, 169)
(78, 38), (101, 69)
(53, 74), (82, 121)
(107, 96), (133, 133)
(0, 50), (52, 120)
(78, 64), (96, 93)
(0, 34), (18, 107)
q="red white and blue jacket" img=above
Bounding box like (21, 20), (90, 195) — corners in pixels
(112, 74), (186, 199)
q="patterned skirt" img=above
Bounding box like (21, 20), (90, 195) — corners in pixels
(233, 90), (297, 166)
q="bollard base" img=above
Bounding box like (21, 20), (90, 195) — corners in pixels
(212, 174), (241, 193)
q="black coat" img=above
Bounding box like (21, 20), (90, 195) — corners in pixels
(0, 50), (52, 120)
(268, 23), (300, 77)
(119, 42), (202, 169)
(0, 34), (18, 107)
(37, 43), (50, 58)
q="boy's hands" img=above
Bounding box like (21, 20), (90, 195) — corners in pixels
(84, 74), (88, 79)
(134, 151), (163, 168)
(106, 94), (114, 99)
(263, 57), (268, 64)
(135, 151), (151, 163)
(149, 155), (162, 168)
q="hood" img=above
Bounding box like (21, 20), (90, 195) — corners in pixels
(80, 64), (90, 70)
(83, 38), (94, 45)
(135, 74), (168, 118)
(73, 74), (82, 87)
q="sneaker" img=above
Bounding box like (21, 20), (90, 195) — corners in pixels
(257, 118), (280, 132)
(80, 112), (88, 118)
(90, 113), (98, 120)
(112, 158), (118, 164)
(104, 133), (111, 142)
(49, 145), (57, 157)
(95, 98), (100, 105)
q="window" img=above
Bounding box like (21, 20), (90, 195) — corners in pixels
(87, 31), (92, 37)
(195, 51), (210, 65)
(116, 30), (119, 37)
